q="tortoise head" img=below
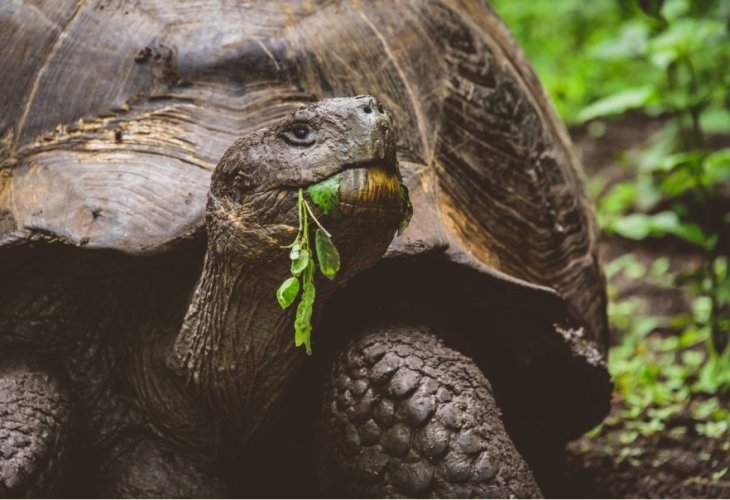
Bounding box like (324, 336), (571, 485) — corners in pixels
(207, 96), (408, 277)
(171, 97), (409, 446)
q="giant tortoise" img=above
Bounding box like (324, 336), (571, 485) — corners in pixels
(0, 0), (611, 497)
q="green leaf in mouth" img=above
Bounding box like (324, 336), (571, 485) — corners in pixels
(307, 174), (342, 219)
(294, 264), (315, 355)
(280, 178), (412, 351)
(290, 246), (310, 276)
(315, 229), (341, 279)
(277, 188), (343, 355)
(276, 276), (300, 309)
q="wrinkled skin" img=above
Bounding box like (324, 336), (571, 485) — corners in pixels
(0, 97), (406, 496)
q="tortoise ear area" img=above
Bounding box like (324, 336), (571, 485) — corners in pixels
(232, 170), (255, 192)
(213, 170), (255, 202)
(210, 150), (256, 202)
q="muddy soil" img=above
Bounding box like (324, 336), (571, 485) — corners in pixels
(548, 117), (730, 499)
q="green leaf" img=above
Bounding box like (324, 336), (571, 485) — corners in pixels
(648, 19), (726, 66)
(294, 271), (315, 355)
(283, 188), (329, 355)
(315, 229), (340, 279)
(307, 174), (342, 219)
(598, 182), (637, 216)
(659, 169), (695, 197)
(290, 248), (310, 277)
(700, 107), (730, 134)
(610, 213), (654, 239)
(289, 239), (302, 260)
(692, 296), (713, 324)
(591, 21), (649, 60)
(660, 0), (688, 21)
(398, 183), (413, 235)
(703, 149), (730, 187)
(650, 212), (709, 247)
(276, 277), (300, 309)
(648, 47), (678, 70)
(608, 211), (711, 248)
(605, 254), (644, 280)
(655, 151), (704, 172)
(578, 86), (656, 122)
(712, 467), (728, 482)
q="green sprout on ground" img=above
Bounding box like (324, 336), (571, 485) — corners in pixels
(276, 188), (341, 355)
(586, 254), (730, 462)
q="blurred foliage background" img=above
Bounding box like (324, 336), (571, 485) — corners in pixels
(490, 0), (730, 465)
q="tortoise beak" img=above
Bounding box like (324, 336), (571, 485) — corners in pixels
(336, 105), (401, 216)
(337, 161), (403, 216)
(304, 155), (405, 224)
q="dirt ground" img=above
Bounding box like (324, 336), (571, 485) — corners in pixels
(547, 119), (730, 498)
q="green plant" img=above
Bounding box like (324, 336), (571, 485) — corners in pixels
(588, 0), (730, 360)
(593, 244), (729, 447)
(490, 0), (654, 123)
(712, 467), (728, 481)
(276, 188), (341, 354)
(275, 176), (412, 354)
(494, 0), (730, 450)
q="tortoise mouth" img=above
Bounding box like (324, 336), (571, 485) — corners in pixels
(304, 156), (403, 219)
(337, 164), (403, 215)
(339, 154), (398, 175)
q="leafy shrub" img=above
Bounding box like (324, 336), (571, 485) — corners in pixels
(493, 0), (730, 444)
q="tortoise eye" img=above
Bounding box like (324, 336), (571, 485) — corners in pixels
(281, 122), (316, 146)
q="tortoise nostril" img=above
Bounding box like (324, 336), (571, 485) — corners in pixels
(363, 105), (373, 114)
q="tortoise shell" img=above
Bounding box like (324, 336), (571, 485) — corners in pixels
(0, 0), (610, 442)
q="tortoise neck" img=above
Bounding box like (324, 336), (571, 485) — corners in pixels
(170, 248), (300, 443)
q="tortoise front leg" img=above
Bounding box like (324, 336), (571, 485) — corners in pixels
(0, 358), (73, 496)
(318, 326), (542, 498)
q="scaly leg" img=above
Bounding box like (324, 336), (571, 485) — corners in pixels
(319, 326), (542, 498)
(0, 358), (73, 496)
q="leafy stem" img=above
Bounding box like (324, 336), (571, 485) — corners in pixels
(302, 198), (331, 238)
(275, 188), (341, 354)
